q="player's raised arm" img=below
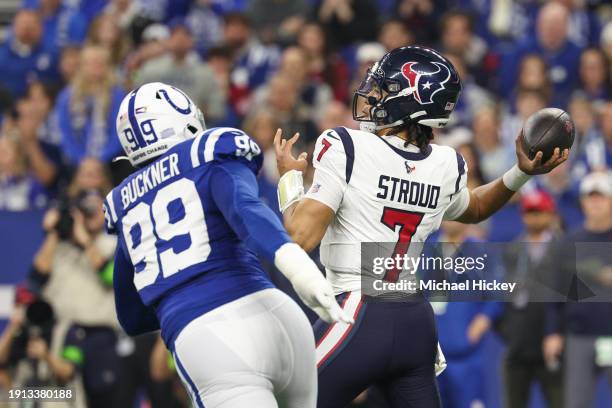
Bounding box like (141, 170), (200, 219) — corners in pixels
(274, 129), (342, 252)
(208, 158), (352, 325)
(453, 133), (569, 224)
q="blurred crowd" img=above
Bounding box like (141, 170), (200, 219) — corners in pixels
(0, 0), (611, 407)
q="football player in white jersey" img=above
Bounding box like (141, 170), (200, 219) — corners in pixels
(274, 46), (569, 407)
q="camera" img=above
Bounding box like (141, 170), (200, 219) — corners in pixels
(55, 197), (74, 240)
(11, 300), (55, 364)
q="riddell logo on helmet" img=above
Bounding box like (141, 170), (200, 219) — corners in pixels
(401, 61), (451, 105)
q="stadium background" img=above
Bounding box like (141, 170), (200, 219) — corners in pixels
(0, 0), (611, 407)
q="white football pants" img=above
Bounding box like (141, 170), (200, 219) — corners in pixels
(172, 288), (317, 408)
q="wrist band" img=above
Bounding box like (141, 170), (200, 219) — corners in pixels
(502, 165), (531, 191)
(277, 170), (304, 213)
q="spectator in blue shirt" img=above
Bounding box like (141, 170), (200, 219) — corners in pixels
(562, 0), (602, 48)
(23, 0), (88, 53)
(498, 2), (582, 108)
(580, 102), (612, 172)
(0, 10), (59, 99)
(16, 83), (65, 192)
(53, 45), (125, 165)
(504, 54), (552, 117)
(224, 12), (280, 116)
(572, 47), (611, 109)
(0, 134), (49, 211)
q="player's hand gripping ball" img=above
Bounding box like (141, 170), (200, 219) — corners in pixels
(516, 108), (574, 175)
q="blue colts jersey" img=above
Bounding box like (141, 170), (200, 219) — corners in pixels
(104, 127), (289, 346)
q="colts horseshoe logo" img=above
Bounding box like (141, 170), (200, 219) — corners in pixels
(158, 87), (192, 114)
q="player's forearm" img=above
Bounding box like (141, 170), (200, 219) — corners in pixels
(458, 179), (515, 224)
(282, 202), (315, 252)
(282, 199), (331, 253)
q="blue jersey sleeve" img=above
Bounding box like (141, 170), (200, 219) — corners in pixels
(209, 160), (290, 262)
(113, 245), (160, 336)
(197, 127), (263, 175)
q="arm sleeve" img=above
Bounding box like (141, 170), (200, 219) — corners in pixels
(209, 161), (291, 262)
(304, 129), (349, 212)
(113, 245), (160, 336)
(443, 151), (470, 221)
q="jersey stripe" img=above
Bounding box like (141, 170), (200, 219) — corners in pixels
(316, 292), (362, 368)
(104, 191), (117, 223)
(203, 128), (230, 163)
(455, 152), (466, 194)
(190, 132), (206, 167)
(333, 127), (355, 183)
(174, 352), (205, 408)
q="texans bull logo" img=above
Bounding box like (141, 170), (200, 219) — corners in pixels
(401, 61), (451, 105)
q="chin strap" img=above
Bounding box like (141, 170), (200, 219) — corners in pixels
(359, 119), (407, 133)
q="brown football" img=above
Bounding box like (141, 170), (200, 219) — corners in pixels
(521, 108), (575, 162)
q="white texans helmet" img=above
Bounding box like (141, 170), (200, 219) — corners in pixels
(116, 82), (206, 166)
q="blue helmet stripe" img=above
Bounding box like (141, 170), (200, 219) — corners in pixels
(127, 88), (146, 148)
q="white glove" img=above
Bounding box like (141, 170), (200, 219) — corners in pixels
(275, 243), (354, 325)
(435, 342), (447, 376)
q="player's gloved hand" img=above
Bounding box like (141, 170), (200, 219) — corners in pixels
(290, 270), (354, 324)
(275, 243), (354, 325)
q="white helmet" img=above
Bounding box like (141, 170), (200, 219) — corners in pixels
(116, 82), (206, 166)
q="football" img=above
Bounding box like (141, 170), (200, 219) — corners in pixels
(521, 107), (575, 162)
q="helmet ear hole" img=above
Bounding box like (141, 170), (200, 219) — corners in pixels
(155, 92), (162, 100)
(187, 124), (199, 134)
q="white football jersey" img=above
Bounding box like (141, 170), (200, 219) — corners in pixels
(305, 126), (469, 294)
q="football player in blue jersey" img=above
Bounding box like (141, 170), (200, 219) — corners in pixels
(103, 82), (352, 408)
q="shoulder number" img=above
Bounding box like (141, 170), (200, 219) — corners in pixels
(317, 138), (332, 161)
(234, 133), (261, 161)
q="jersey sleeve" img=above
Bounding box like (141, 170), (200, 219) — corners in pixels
(209, 160), (291, 262)
(443, 151), (470, 221)
(304, 127), (353, 212)
(103, 191), (118, 234)
(190, 127), (263, 175)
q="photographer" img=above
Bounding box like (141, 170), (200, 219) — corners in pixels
(0, 293), (87, 408)
(29, 188), (120, 408)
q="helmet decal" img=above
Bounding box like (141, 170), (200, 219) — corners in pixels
(158, 87), (192, 114)
(127, 88), (147, 149)
(400, 61), (451, 105)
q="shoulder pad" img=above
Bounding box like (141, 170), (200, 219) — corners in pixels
(190, 127), (263, 174)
